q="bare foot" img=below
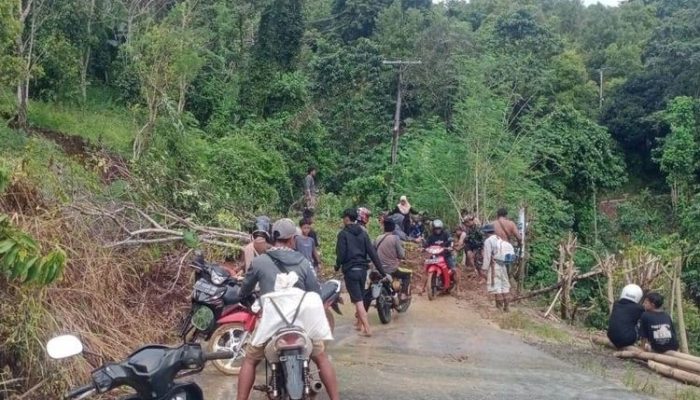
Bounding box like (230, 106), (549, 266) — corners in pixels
(359, 331), (372, 337)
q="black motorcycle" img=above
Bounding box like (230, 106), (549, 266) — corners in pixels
(363, 270), (412, 324)
(178, 251), (255, 342)
(46, 335), (232, 400)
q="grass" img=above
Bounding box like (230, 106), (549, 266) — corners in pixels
(498, 310), (571, 343)
(1, 86), (136, 157)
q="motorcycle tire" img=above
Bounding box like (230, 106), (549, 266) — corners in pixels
(396, 297), (411, 313)
(208, 322), (248, 375)
(427, 272), (437, 301)
(377, 288), (392, 324)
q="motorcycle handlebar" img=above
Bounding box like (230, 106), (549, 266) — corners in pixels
(204, 350), (234, 361)
(64, 384), (95, 399)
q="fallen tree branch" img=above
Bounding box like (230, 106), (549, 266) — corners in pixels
(513, 268), (604, 301)
(71, 202), (250, 249)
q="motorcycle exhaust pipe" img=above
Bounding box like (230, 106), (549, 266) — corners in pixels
(310, 380), (324, 394)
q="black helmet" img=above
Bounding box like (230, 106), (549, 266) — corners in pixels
(481, 224), (495, 234)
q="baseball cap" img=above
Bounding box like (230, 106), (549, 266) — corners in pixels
(272, 218), (297, 240)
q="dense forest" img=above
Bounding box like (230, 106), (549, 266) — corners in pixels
(1, 0), (700, 397)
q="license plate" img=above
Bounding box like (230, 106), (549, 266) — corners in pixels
(425, 258), (440, 265)
(194, 279), (220, 296)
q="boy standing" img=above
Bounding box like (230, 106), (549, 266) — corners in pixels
(296, 219), (321, 273)
(640, 292), (679, 353)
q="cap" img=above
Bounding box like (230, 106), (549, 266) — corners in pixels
(272, 218), (297, 240)
(400, 195), (407, 201)
(481, 224), (495, 234)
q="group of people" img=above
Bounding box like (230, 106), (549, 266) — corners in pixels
(230, 171), (526, 399)
(607, 284), (679, 354)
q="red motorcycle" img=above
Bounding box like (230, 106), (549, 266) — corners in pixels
(424, 245), (454, 300)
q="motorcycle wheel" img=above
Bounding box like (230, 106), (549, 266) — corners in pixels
(377, 288), (392, 324)
(209, 322), (248, 375)
(427, 272), (437, 301)
(396, 296), (411, 313)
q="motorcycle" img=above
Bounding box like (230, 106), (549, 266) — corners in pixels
(179, 252), (260, 376)
(363, 270), (412, 324)
(46, 334), (233, 400)
(424, 245), (454, 300)
(254, 281), (342, 400)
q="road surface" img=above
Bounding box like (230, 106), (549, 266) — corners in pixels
(195, 296), (650, 399)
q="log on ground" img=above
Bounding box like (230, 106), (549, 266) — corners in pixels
(648, 360), (700, 387)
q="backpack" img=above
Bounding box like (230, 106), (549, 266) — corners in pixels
(492, 237), (516, 268)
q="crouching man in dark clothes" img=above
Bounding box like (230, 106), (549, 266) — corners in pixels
(607, 284), (644, 348)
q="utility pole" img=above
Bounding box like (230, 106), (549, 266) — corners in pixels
(383, 60), (421, 207)
(597, 67), (608, 110)
(383, 60), (421, 166)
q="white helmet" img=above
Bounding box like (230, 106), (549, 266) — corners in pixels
(620, 284), (643, 303)
(433, 219), (444, 229)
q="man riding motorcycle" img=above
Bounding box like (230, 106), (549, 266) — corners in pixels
(233, 219), (340, 400)
(424, 220), (459, 290)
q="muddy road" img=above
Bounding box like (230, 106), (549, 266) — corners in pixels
(194, 296), (650, 399)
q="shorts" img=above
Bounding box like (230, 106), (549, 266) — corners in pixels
(487, 263), (510, 294)
(445, 254), (456, 269)
(246, 340), (325, 361)
(343, 268), (367, 303)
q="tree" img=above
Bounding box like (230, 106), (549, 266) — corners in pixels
(15, 0), (53, 128)
(331, 0), (393, 42)
(0, 1), (20, 86)
(127, 0), (204, 159)
(654, 96), (699, 209)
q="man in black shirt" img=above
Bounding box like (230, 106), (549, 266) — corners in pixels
(640, 292), (679, 353)
(607, 284), (644, 348)
(335, 208), (386, 337)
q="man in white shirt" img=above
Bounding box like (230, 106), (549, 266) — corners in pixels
(481, 224), (514, 312)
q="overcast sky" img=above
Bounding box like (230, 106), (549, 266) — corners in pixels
(582, 0), (622, 6)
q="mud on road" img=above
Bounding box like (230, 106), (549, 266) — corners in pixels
(194, 295), (652, 400)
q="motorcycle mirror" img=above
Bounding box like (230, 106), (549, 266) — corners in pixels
(46, 335), (84, 359)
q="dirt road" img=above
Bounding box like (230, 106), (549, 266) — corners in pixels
(195, 296), (650, 399)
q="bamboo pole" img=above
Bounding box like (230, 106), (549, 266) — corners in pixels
(648, 360), (700, 387)
(615, 351), (700, 374)
(675, 257), (689, 353)
(666, 351), (700, 364)
(544, 288), (562, 318)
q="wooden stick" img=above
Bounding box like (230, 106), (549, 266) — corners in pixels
(544, 288), (562, 319)
(666, 351), (700, 365)
(615, 350), (700, 374)
(648, 360), (700, 386)
(513, 268), (604, 301)
(675, 257), (690, 353)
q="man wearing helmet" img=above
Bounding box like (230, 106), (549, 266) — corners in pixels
(607, 284), (644, 349)
(424, 220), (458, 287)
(357, 207), (372, 231)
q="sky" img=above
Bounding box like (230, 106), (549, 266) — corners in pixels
(582, 0), (623, 6)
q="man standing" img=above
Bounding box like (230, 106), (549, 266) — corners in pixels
(481, 224), (513, 311)
(462, 213), (484, 280)
(335, 208), (387, 337)
(235, 218), (339, 400)
(304, 167), (317, 210)
(492, 207), (521, 245)
(374, 219), (410, 298)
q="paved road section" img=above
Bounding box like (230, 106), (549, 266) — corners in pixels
(194, 296), (651, 399)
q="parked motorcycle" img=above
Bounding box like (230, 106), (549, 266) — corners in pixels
(179, 252), (260, 376)
(424, 245), (454, 300)
(363, 270), (412, 324)
(46, 334), (233, 400)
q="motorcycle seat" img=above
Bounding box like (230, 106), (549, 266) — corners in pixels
(320, 281), (340, 302)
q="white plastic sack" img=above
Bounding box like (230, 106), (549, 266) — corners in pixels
(251, 273), (333, 346)
(493, 238), (515, 262)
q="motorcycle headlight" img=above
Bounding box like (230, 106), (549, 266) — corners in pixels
(210, 270), (227, 285)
